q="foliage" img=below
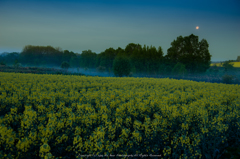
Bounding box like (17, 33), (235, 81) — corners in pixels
(171, 62), (187, 76)
(0, 52), (20, 65)
(222, 60), (234, 72)
(113, 55), (132, 77)
(166, 34), (212, 74)
(237, 56), (240, 62)
(62, 50), (76, 63)
(208, 64), (219, 75)
(0, 34), (214, 76)
(129, 44), (164, 74)
(222, 74), (236, 84)
(0, 61), (6, 66)
(124, 43), (142, 57)
(20, 45), (64, 66)
(80, 50), (97, 68)
(60, 61), (70, 70)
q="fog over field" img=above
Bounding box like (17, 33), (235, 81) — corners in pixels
(56, 66), (116, 77)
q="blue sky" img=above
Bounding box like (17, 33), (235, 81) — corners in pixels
(0, 0), (239, 62)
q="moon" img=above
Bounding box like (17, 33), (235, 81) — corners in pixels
(196, 26), (199, 30)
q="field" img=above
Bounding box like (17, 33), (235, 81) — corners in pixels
(210, 62), (240, 67)
(0, 71), (240, 159)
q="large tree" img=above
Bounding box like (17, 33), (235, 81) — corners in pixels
(124, 43), (142, 57)
(80, 50), (97, 68)
(237, 56), (240, 62)
(113, 55), (132, 77)
(102, 47), (118, 69)
(62, 50), (76, 63)
(1, 52), (20, 65)
(166, 34), (212, 74)
(129, 44), (164, 74)
(20, 45), (64, 66)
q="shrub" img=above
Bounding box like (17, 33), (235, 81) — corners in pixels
(222, 74), (235, 84)
(222, 60), (234, 72)
(113, 55), (131, 77)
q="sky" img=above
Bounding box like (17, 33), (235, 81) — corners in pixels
(0, 0), (239, 62)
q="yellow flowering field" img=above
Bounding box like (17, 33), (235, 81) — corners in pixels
(210, 61), (240, 67)
(0, 72), (239, 159)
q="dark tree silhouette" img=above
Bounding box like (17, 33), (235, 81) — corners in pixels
(79, 50), (97, 68)
(166, 34), (212, 75)
(113, 55), (132, 77)
(61, 61), (70, 70)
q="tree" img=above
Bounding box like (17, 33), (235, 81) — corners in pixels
(102, 47), (118, 69)
(237, 56), (240, 62)
(129, 45), (144, 74)
(2, 52), (20, 65)
(20, 45), (64, 67)
(144, 45), (164, 74)
(113, 55), (132, 77)
(61, 61), (70, 70)
(62, 50), (77, 63)
(80, 50), (97, 68)
(69, 56), (79, 68)
(222, 60), (234, 72)
(124, 43), (142, 57)
(166, 34), (212, 75)
(116, 47), (125, 55)
(171, 62), (187, 76)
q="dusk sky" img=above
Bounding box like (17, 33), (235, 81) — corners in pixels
(0, 0), (239, 62)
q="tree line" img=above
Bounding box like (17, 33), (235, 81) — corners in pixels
(0, 34), (236, 76)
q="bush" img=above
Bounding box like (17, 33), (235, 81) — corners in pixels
(61, 61), (70, 69)
(222, 74), (235, 84)
(222, 60), (234, 72)
(96, 66), (106, 72)
(113, 55), (131, 77)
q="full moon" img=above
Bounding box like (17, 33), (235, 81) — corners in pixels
(196, 26), (199, 29)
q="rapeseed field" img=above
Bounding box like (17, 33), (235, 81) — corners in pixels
(210, 61), (240, 67)
(0, 72), (239, 159)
